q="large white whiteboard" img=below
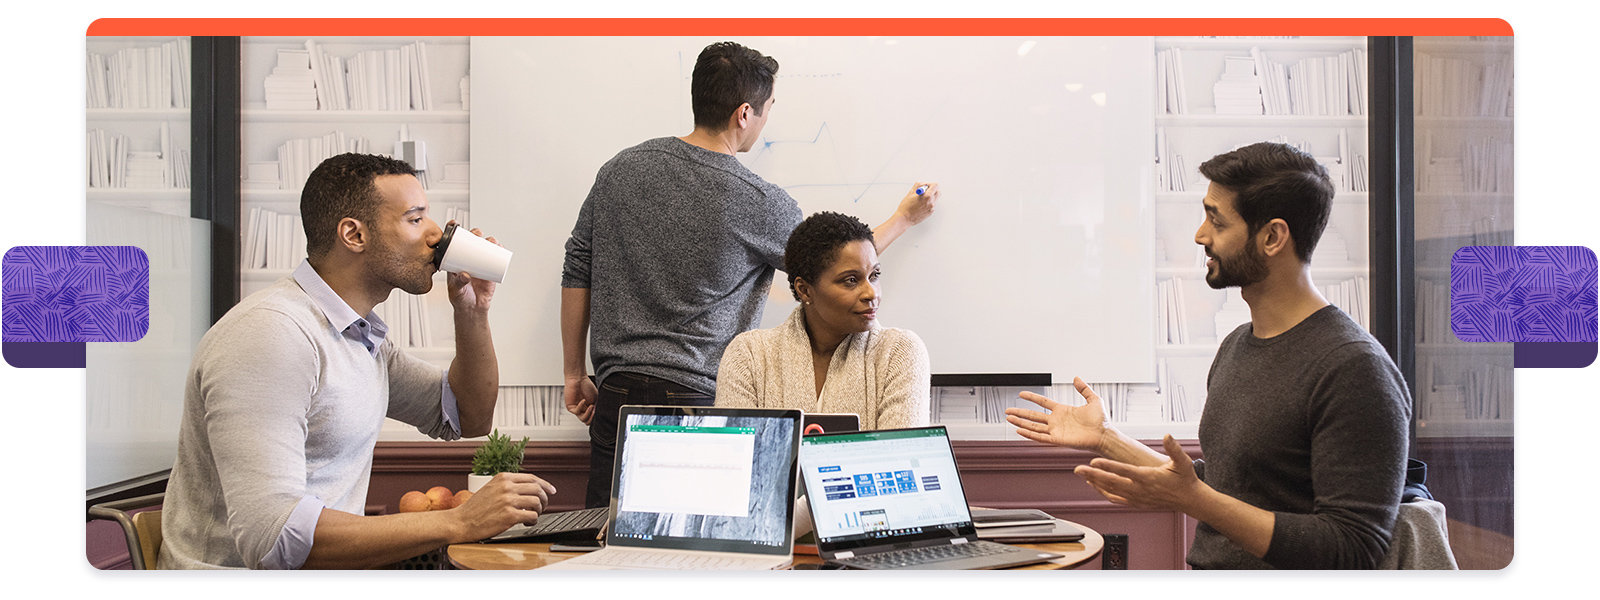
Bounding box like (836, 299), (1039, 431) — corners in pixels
(472, 36), (1155, 386)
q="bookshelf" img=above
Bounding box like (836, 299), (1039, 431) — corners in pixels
(1141, 36), (1376, 440)
(235, 37), (476, 440)
(1411, 36), (1515, 439)
(85, 37), (192, 218)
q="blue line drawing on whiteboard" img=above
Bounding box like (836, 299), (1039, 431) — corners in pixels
(748, 106), (940, 204)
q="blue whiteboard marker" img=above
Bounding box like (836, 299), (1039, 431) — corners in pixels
(915, 185), (928, 196)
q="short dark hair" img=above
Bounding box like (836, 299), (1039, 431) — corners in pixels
(1197, 142), (1334, 263)
(300, 152), (417, 259)
(691, 41), (779, 130)
(785, 211), (876, 301)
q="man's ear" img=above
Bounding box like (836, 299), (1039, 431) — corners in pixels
(1258, 219), (1293, 258)
(732, 102), (753, 130)
(336, 217), (368, 254)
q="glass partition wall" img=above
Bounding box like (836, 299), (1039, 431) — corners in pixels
(1410, 35), (1514, 570)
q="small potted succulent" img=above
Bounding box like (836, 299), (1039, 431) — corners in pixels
(468, 429), (530, 493)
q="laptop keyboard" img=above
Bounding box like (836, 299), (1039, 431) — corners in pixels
(491, 507), (606, 540)
(578, 550), (778, 570)
(528, 507), (606, 533)
(848, 541), (1022, 568)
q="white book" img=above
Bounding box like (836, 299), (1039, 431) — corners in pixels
(277, 213), (294, 270)
(244, 207), (262, 269)
(1172, 277), (1188, 345)
(417, 41), (434, 110)
(264, 211), (279, 270)
(292, 215), (307, 266)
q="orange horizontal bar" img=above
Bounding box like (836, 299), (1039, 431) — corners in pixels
(87, 17), (1513, 37)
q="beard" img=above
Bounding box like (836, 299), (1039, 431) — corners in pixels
(1204, 240), (1269, 290)
(369, 229), (436, 296)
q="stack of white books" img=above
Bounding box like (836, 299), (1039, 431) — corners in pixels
(1212, 55), (1264, 115)
(305, 40), (349, 111)
(123, 152), (167, 188)
(86, 129), (129, 188)
(265, 48), (318, 110)
(1156, 47), (1187, 114)
(931, 387), (981, 424)
(1415, 278), (1451, 344)
(1156, 277), (1189, 345)
(87, 39), (190, 109)
(1465, 136), (1512, 193)
(1153, 360), (1189, 423)
(1337, 129), (1369, 192)
(1321, 276), (1370, 331)
(1416, 52), (1511, 118)
(275, 131), (374, 190)
(301, 40), (434, 111)
(1250, 47), (1366, 117)
(976, 387), (1049, 424)
(491, 387), (584, 428)
(347, 42), (435, 111)
(1155, 128), (1188, 192)
(1478, 56), (1513, 117)
(372, 288), (433, 349)
(242, 207), (307, 271)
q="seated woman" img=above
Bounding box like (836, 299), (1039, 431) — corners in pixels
(716, 211), (930, 429)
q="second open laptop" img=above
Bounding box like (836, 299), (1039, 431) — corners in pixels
(537, 405), (803, 570)
(798, 426), (1063, 570)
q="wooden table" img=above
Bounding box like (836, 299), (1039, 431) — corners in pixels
(448, 521), (1103, 570)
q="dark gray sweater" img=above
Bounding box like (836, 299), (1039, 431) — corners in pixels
(562, 137), (803, 394)
(1188, 305), (1412, 569)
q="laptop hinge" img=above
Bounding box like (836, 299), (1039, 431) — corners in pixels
(835, 551), (854, 559)
(951, 538), (969, 545)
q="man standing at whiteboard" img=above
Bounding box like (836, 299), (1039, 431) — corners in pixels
(1006, 142), (1411, 569)
(560, 41), (939, 508)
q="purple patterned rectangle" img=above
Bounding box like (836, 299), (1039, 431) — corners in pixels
(1451, 246), (1598, 343)
(1, 246), (150, 343)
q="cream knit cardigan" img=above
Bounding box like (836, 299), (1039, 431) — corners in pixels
(715, 305), (931, 429)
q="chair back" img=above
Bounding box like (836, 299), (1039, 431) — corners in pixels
(88, 492), (165, 570)
(1379, 498), (1459, 570)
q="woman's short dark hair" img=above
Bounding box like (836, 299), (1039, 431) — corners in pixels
(300, 153), (417, 259)
(785, 211), (875, 301)
(1197, 141), (1334, 263)
(691, 41), (780, 130)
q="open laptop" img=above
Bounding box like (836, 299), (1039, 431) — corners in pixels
(538, 405), (802, 570)
(798, 426), (1063, 570)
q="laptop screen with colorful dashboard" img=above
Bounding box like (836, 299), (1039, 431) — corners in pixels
(798, 426), (978, 551)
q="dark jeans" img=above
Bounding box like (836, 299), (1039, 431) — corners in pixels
(585, 371), (713, 508)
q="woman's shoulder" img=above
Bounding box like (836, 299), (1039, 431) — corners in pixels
(867, 326), (928, 358)
(725, 321), (794, 359)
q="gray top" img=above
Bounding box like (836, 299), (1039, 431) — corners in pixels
(160, 262), (459, 569)
(562, 136), (803, 394)
(1188, 305), (1411, 569)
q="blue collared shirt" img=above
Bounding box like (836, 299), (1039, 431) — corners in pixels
(262, 261), (462, 569)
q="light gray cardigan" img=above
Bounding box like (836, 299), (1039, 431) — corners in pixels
(715, 305), (931, 429)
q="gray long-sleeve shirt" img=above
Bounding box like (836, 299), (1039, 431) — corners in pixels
(160, 261), (460, 569)
(1189, 305), (1412, 569)
(562, 137), (803, 394)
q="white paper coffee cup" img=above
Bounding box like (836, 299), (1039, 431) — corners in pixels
(433, 222), (512, 283)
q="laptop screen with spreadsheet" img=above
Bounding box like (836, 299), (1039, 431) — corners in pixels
(605, 406), (802, 556)
(799, 426), (977, 551)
